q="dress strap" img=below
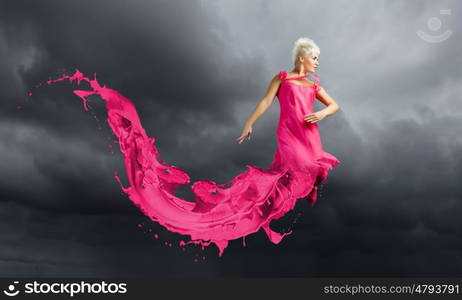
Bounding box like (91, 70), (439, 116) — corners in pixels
(287, 74), (308, 80)
(278, 71), (289, 80)
(278, 70), (321, 87)
(309, 73), (321, 86)
(279, 71), (305, 81)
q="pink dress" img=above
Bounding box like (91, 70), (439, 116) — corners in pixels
(45, 69), (340, 257)
(269, 71), (340, 205)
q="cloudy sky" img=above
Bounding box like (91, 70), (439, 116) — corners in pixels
(0, 0), (461, 277)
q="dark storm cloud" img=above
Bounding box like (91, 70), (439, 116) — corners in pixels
(0, 0), (268, 207)
(0, 0), (461, 277)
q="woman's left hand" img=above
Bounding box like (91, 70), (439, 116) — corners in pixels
(304, 111), (326, 124)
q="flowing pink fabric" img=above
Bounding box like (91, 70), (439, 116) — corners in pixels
(38, 69), (340, 256)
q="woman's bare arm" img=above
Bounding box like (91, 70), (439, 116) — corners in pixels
(244, 74), (281, 127)
(236, 74), (281, 144)
(304, 87), (340, 124)
(316, 87), (340, 116)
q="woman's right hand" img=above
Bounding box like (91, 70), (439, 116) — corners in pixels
(236, 124), (253, 144)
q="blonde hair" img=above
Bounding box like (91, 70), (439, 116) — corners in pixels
(291, 37), (320, 66)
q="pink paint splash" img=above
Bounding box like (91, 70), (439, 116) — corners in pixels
(34, 69), (340, 257)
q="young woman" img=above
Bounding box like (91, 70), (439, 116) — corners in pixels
(237, 37), (340, 206)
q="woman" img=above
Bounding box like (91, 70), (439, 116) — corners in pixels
(237, 37), (340, 205)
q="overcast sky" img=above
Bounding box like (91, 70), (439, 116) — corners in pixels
(0, 0), (461, 277)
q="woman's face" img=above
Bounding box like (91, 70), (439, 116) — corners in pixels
(300, 52), (319, 73)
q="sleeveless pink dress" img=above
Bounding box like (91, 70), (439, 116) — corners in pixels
(46, 69), (340, 256)
(269, 71), (340, 205)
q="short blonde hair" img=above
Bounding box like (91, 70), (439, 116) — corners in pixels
(291, 37), (320, 66)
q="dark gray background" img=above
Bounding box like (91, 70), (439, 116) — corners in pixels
(0, 0), (461, 277)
